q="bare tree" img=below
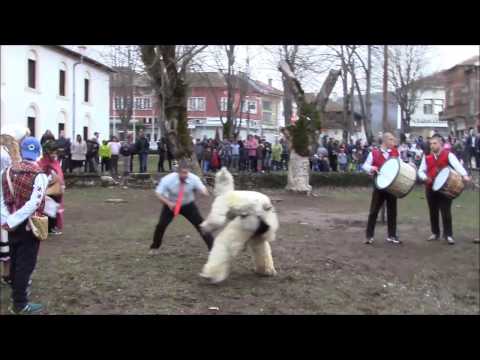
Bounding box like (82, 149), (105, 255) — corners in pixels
(140, 45), (207, 174)
(103, 46), (142, 140)
(387, 45), (430, 133)
(278, 61), (340, 193)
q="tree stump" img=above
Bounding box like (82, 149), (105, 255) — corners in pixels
(286, 151), (312, 195)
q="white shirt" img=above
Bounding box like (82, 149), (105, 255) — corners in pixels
(108, 142), (122, 155)
(472, 135), (476, 148)
(155, 172), (206, 205)
(417, 152), (468, 181)
(362, 147), (393, 174)
(1, 163), (48, 228)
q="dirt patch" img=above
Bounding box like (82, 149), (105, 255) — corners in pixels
(1, 187), (478, 315)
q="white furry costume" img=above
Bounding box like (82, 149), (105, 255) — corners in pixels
(200, 167), (278, 283)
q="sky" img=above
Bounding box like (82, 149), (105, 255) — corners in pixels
(79, 45), (479, 92)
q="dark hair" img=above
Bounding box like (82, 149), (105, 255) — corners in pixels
(431, 134), (444, 143)
(178, 159), (190, 170)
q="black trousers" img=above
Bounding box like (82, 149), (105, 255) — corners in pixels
(110, 155), (119, 176)
(366, 187), (397, 238)
(426, 188), (453, 238)
(9, 222), (40, 309)
(158, 153), (165, 172)
(151, 202), (214, 250)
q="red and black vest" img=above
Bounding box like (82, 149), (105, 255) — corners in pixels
(2, 161), (45, 214)
(425, 149), (450, 188)
(371, 146), (399, 168)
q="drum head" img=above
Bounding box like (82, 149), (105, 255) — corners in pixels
(433, 167), (449, 191)
(376, 159), (399, 189)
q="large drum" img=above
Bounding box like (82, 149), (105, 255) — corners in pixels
(432, 167), (464, 199)
(375, 158), (417, 198)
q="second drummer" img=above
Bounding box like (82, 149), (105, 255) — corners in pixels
(417, 134), (470, 245)
(362, 132), (400, 245)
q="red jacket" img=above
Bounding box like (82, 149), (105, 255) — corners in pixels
(372, 146), (399, 168)
(425, 149), (450, 188)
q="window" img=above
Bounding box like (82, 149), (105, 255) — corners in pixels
(135, 97), (143, 109)
(27, 117), (36, 137)
(84, 78), (90, 102)
(59, 69), (66, 96)
(242, 99), (257, 114)
(114, 97), (124, 110)
(220, 97), (228, 112)
(423, 99), (433, 115)
(28, 59), (36, 89)
(144, 97), (151, 109)
(448, 89), (455, 106)
(83, 126), (88, 141)
(188, 97), (206, 111)
(263, 112), (273, 122)
(433, 99), (444, 114)
(262, 100), (272, 111)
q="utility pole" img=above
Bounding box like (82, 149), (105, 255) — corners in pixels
(382, 45), (389, 134)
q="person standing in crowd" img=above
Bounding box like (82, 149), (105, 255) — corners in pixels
(56, 130), (71, 174)
(157, 137), (167, 172)
(99, 140), (112, 174)
(363, 132), (400, 245)
(398, 135), (410, 163)
(194, 139), (204, 168)
(149, 160), (214, 255)
(452, 137), (464, 164)
(85, 137), (99, 173)
(412, 143), (424, 168)
(93, 132), (101, 168)
(108, 136), (121, 177)
(465, 128), (479, 170)
(338, 147), (348, 172)
(263, 139), (272, 173)
(280, 138), (289, 171)
(230, 140), (240, 171)
(1, 137), (48, 314)
(38, 140), (65, 235)
(256, 139), (265, 173)
(202, 146), (212, 173)
(166, 139), (174, 172)
(239, 140), (248, 171)
(219, 139), (232, 170)
(70, 135), (87, 174)
(245, 135), (258, 172)
(417, 134), (471, 245)
(120, 135), (134, 185)
(40, 130), (55, 147)
(271, 139), (282, 171)
(136, 130), (150, 173)
(211, 146), (221, 172)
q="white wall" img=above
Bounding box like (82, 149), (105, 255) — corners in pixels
(1, 46), (110, 142)
(409, 88), (447, 129)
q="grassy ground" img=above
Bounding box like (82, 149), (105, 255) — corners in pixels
(0, 185), (478, 315)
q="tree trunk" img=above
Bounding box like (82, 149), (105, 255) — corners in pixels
(286, 150), (312, 194)
(365, 45), (373, 142)
(282, 75), (294, 125)
(382, 45), (390, 133)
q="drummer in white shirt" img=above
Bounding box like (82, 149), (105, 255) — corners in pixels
(417, 134), (471, 245)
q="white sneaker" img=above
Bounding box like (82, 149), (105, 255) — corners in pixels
(364, 237), (374, 244)
(148, 249), (160, 255)
(446, 236), (455, 245)
(427, 234), (439, 241)
(387, 237), (401, 245)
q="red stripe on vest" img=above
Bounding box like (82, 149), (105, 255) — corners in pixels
(372, 146), (399, 168)
(425, 150), (450, 188)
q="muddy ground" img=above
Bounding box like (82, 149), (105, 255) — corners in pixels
(0, 186), (478, 314)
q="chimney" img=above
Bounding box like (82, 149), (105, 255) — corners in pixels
(268, 79), (272, 87)
(77, 45), (87, 55)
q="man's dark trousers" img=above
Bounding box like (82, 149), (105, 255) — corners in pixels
(151, 202), (213, 250)
(9, 221), (40, 310)
(366, 187), (397, 238)
(425, 188), (453, 238)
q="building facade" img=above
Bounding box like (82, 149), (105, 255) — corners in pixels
(109, 72), (284, 143)
(439, 55), (480, 137)
(0, 45), (113, 142)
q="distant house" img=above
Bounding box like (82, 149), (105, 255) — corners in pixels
(439, 55), (480, 137)
(304, 93), (366, 142)
(404, 71), (449, 138)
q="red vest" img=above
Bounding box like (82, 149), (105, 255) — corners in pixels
(372, 146), (399, 168)
(2, 161), (45, 214)
(425, 150), (450, 188)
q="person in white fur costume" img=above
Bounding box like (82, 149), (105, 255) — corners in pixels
(200, 167), (278, 283)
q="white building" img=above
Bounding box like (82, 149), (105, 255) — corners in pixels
(0, 45), (113, 142)
(398, 87), (448, 138)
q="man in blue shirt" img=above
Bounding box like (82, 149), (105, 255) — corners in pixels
(149, 160), (214, 255)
